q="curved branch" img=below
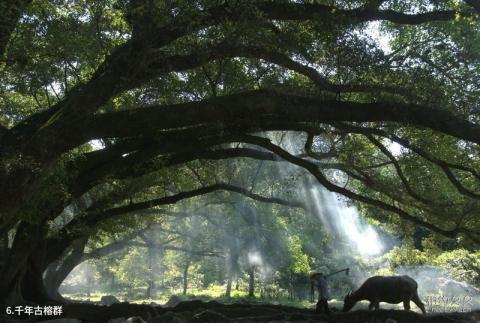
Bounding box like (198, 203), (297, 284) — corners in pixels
(255, 2), (459, 25)
(335, 123), (480, 179)
(237, 135), (480, 243)
(52, 182), (304, 246)
(85, 90), (480, 145)
(323, 161), (434, 213)
(365, 134), (432, 204)
(71, 139), (278, 197)
(333, 123), (480, 199)
(214, 45), (411, 96)
(140, 1), (463, 51)
(162, 245), (222, 258)
(441, 167), (480, 199)
(4, 0), (470, 158)
(85, 182), (303, 226)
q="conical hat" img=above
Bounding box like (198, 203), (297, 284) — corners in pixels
(309, 272), (322, 279)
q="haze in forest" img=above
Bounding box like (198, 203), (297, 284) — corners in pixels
(59, 133), (480, 313)
(1, 1), (480, 322)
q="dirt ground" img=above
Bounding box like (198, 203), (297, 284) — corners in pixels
(1, 300), (479, 322)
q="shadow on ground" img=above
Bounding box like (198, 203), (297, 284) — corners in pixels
(1, 300), (479, 322)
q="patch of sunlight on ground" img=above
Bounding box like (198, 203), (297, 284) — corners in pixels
(62, 286), (480, 314)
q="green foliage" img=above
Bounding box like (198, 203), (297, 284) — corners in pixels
(286, 235), (310, 274)
(4, 0), (480, 308)
(378, 245), (480, 287)
(116, 248), (150, 288)
(433, 249), (480, 286)
(383, 246), (430, 270)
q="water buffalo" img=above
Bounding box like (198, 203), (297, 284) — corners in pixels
(343, 275), (426, 314)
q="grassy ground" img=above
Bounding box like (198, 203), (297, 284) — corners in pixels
(62, 285), (480, 314)
(64, 286), (318, 308)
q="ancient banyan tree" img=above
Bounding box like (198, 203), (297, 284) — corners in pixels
(0, 1), (480, 322)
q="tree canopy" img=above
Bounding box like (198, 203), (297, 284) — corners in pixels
(0, 0), (479, 304)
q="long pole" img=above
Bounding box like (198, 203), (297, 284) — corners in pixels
(325, 268), (349, 278)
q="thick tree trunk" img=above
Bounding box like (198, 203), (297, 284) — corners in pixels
(44, 237), (88, 300)
(21, 253), (52, 303)
(0, 222), (48, 303)
(182, 259), (191, 296)
(5, 246), (54, 304)
(0, 220), (77, 304)
(6, 267), (27, 303)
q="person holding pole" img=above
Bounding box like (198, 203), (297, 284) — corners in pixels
(310, 268), (348, 314)
(310, 272), (330, 314)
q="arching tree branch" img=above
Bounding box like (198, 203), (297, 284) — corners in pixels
(84, 182), (304, 226)
(236, 135), (480, 244)
(83, 90), (480, 145)
(365, 134), (432, 204)
(333, 123), (480, 199)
